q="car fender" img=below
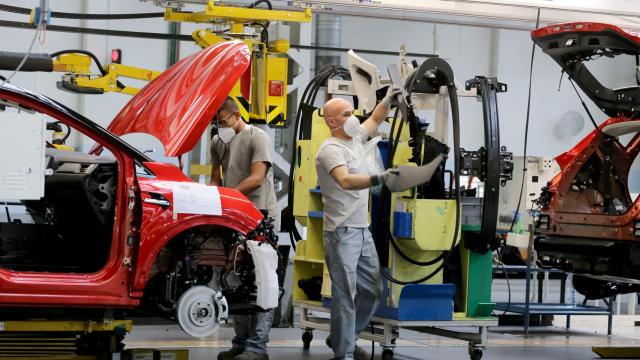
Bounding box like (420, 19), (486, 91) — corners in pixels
(132, 162), (263, 293)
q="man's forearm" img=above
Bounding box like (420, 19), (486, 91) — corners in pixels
(370, 101), (391, 126)
(234, 176), (262, 195)
(210, 165), (222, 186)
(338, 173), (373, 190)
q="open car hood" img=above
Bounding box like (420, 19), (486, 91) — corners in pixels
(532, 22), (640, 118)
(105, 40), (250, 157)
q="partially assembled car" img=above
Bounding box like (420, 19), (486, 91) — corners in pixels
(532, 23), (640, 297)
(0, 41), (280, 337)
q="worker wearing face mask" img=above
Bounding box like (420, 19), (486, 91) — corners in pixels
(210, 97), (278, 360)
(316, 85), (402, 360)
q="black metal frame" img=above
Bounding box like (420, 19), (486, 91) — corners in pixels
(463, 77), (512, 252)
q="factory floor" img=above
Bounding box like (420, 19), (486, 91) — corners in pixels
(123, 277), (640, 359)
(124, 315), (640, 360)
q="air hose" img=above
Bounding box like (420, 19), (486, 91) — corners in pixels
(381, 58), (461, 285)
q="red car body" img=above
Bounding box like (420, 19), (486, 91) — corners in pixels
(531, 22), (640, 288)
(0, 40), (265, 308)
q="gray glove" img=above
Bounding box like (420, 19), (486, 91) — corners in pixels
(381, 84), (403, 108)
(370, 168), (400, 187)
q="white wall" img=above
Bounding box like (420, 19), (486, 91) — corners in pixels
(1, 0), (84, 148)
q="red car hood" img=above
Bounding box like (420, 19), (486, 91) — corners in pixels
(106, 40), (250, 157)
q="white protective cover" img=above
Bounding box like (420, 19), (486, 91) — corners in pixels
(347, 50), (381, 113)
(246, 240), (279, 310)
(0, 112), (46, 200)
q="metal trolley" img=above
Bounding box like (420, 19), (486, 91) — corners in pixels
(294, 300), (498, 360)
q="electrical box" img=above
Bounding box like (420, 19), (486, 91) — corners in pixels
(0, 112), (46, 200)
(496, 156), (559, 232)
(525, 157), (560, 210)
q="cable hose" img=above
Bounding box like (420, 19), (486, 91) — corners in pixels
(508, 8), (540, 233)
(381, 106), (447, 267)
(381, 59), (461, 285)
(0, 4), (164, 19)
(248, 0), (273, 10)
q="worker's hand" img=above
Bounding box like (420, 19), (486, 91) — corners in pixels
(370, 168), (399, 188)
(381, 85), (403, 108)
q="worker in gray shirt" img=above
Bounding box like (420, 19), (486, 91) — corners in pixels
(210, 97), (278, 360)
(316, 85), (402, 360)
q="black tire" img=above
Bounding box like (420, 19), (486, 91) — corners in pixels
(469, 348), (483, 360)
(302, 330), (313, 350)
(382, 348), (394, 360)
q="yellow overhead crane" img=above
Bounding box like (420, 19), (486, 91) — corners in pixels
(48, 0), (312, 127)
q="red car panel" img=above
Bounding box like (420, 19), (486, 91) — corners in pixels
(132, 162), (263, 293)
(106, 40), (251, 157)
(532, 22), (640, 44)
(0, 85), (140, 307)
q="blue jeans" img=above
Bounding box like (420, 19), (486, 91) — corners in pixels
(324, 227), (382, 360)
(231, 309), (274, 354)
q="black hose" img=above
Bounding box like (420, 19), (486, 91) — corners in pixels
(4, 202), (11, 223)
(382, 59), (461, 285)
(383, 105), (446, 267)
(247, 0), (272, 44)
(508, 8), (540, 233)
(0, 4), (164, 19)
(248, 0), (273, 10)
(60, 122), (71, 143)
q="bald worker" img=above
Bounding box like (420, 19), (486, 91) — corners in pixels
(315, 85), (402, 360)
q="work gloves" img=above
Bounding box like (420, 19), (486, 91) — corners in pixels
(381, 84), (404, 108)
(371, 154), (445, 193)
(370, 168), (400, 188)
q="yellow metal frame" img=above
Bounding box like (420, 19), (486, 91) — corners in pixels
(164, 2), (311, 24)
(74, 63), (161, 95)
(1, 319), (132, 333)
(0, 320), (132, 360)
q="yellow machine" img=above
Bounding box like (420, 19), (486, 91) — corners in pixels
(48, 1), (311, 128)
(0, 319), (131, 359)
(167, 2), (311, 126)
(52, 53), (161, 95)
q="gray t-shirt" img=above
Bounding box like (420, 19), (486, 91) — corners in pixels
(315, 125), (370, 232)
(210, 125), (278, 216)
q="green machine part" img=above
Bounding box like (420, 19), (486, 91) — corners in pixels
(461, 226), (495, 318)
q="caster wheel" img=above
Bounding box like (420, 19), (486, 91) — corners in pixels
(468, 348), (483, 360)
(382, 348), (394, 360)
(302, 330), (313, 350)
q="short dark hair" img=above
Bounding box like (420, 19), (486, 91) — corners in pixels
(218, 96), (239, 115)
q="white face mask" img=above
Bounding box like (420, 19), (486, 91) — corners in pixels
(217, 127), (236, 143)
(343, 115), (361, 138)
(332, 115), (360, 138)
